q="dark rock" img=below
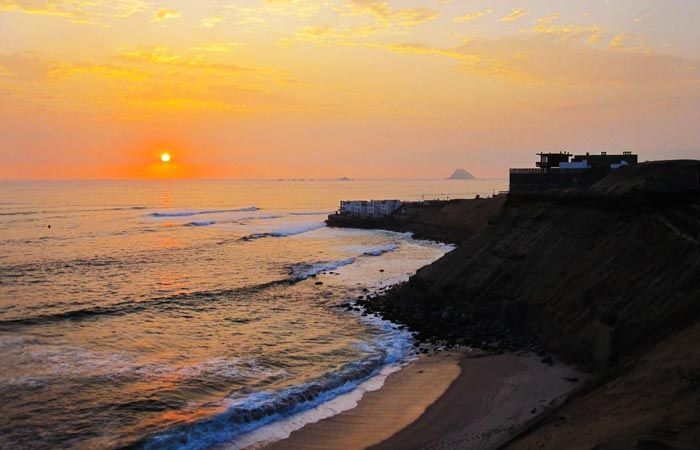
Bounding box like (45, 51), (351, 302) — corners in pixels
(541, 356), (553, 365)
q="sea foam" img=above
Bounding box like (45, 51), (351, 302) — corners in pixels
(288, 257), (356, 282)
(240, 223), (326, 241)
(135, 312), (415, 450)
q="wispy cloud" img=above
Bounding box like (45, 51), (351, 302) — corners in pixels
(453, 7), (493, 23)
(201, 15), (225, 28)
(116, 46), (253, 72)
(0, 0), (146, 24)
(152, 8), (180, 22)
(374, 33), (700, 85)
(528, 13), (605, 45)
(283, 23), (382, 46)
(347, 0), (439, 26)
(501, 8), (529, 22)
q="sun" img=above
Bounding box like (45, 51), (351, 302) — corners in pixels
(160, 152), (171, 163)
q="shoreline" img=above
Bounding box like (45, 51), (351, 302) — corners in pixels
(259, 350), (586, 450)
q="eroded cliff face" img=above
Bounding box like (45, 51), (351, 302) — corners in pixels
(362, 161), (700, 371)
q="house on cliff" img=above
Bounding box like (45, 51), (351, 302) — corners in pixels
(338, 200), (403, 218)
(510, 151), (638, 193)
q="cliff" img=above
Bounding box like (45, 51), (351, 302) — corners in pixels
(327, 196), (506, 244)
(355, 160), (700, 448)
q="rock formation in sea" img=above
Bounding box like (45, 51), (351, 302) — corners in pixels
(447, 168), (475, 180)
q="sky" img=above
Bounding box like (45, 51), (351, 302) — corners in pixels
(1, 0), (699, 179)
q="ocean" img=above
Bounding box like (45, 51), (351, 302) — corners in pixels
(0, 179), (505, 450)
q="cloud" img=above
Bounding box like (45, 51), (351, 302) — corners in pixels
(0, 53), (147, 82)
(368, 43), (466, 60)
(116, 46), (253, 72)
(608, 33), (650, 51)
(49, 62), (147, 80)
(152, 8), (180, 22)
(375, 33), (700, 85)
(201, 15), (225, 28)
(189, 42), (241, 53)
(528, 13), (605, 45)
(501, 8), (529, 22)
(348, 0), (439, 26)
(453, 7), (493, 23)
(0, 0), (146, 24)
(219, 0), (327, 22)
(284, 23), (382, 46)
(456, 35), (700, 84)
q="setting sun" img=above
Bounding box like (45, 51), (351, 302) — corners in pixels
(160, 152), (171, 163)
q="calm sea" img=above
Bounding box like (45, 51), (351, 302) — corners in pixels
(0, 179), (506, 450)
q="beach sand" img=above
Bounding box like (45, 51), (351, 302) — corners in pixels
(262, 351), (586, 450)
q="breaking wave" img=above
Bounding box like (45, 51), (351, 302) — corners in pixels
(184, 221), (216, 227)
(148, 207), (259, 218)
(126, 316), (414, 450)
(362, 243), (399, 256)
(239, 223), (326, 241)
(288, 258), (356, 282)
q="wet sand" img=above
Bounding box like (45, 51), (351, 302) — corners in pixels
(263, 351), (585, 450)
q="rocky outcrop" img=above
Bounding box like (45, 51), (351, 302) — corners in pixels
(447, 168), (475, 180)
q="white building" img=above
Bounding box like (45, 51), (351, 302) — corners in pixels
(338, 200), (403, 218)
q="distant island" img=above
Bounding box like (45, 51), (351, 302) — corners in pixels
(447, 168), (475, 180)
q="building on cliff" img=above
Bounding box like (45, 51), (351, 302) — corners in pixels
(510, 151), (638, 193)
(338, 199), (403, 218)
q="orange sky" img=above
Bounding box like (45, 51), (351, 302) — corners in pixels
(1, 0), (699, 179)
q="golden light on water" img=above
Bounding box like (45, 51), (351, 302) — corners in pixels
(160, 152), (171, 163)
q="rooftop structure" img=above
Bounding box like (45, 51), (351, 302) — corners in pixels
(510, 151), (639, 192)
(536, 152), (572, 170)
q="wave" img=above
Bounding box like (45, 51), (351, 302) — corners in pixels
(149, 207), (259, 218)
(184, 221), (216, 227)
(0, 206), (147, 217)
(362, 243), (399, 256)
(125, 317), (414, 450)
(288, 257), (356, 282)
(0, 248), (366, 325)
(282, 245), (398, 282)
(0, 280), (287, 328)
(289, 211), (332, 216)
(256, 215), (283, 220)
(239, 223), (325, 241)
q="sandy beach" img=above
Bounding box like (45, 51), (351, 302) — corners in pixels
(262, 351), (586, 450)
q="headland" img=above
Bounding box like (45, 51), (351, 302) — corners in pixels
(269, 159), (700, 449)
